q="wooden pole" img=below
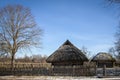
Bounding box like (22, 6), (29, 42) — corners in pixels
(103, 65), (106, 76)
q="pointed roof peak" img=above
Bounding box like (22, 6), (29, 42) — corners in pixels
(63, 40), (73, 46)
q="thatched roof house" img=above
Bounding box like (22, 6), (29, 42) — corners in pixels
(92, 52), (116, 68)
(46, 40), (88, 66)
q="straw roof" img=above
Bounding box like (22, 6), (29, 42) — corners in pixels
(92, 52), (115, 62)
(46, 40), (88, 63)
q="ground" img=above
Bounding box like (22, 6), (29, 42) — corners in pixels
(0, 76), (120, 80)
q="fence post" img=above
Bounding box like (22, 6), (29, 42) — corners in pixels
(51, 65), (54, 76)
(95, 65), (97, 76)
(73, 65), (75, 76)
(103, 65), (106, 76)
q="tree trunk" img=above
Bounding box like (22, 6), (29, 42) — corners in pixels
(11, 54), (15, 71)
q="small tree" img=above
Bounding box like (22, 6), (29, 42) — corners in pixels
(115, 33), (120, 59)
(108, 47), (116, 56)
(0, 5), (42, 69)
(31, 54), (47, 63)
(81, 46), (91, 59)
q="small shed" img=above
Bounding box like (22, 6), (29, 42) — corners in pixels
(92, 52), (116, 68)
(46, 40), (88, 66)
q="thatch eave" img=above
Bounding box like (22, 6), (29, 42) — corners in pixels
(92, 52), (116, 62)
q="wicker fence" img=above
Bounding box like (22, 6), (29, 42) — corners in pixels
(0, 62), (96, 76)
(96, 67), (120, 76)
(52, 65), (96, 76)
(0, 62), (120, 76)
(0, 63), (51, 76)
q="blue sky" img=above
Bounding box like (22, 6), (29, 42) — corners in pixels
(0, 0), (118, 57)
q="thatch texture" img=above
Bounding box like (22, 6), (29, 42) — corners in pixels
(92, 52), (115, 62)
(46, 40), (88, 64)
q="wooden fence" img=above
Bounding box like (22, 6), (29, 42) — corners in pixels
(0, 63), (51, 76)
(52, 65), (96, 76)
(96, 67), (120, 76)
(0, 62), (120, 76)
(0, 62), (96, 76)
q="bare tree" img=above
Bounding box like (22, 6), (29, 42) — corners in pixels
(115, 32), (120, 59)
(107, 0), (120, 3)
(108, 47), (117, 57)
(106, 0), (120, 60)
(0, 5), (42, 69)
(81, 46), (91, 59)
(31, 54), (47, 63)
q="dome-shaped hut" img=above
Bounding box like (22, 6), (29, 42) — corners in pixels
(92, 52), (116, 68)
(46, 40), (88, 66)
